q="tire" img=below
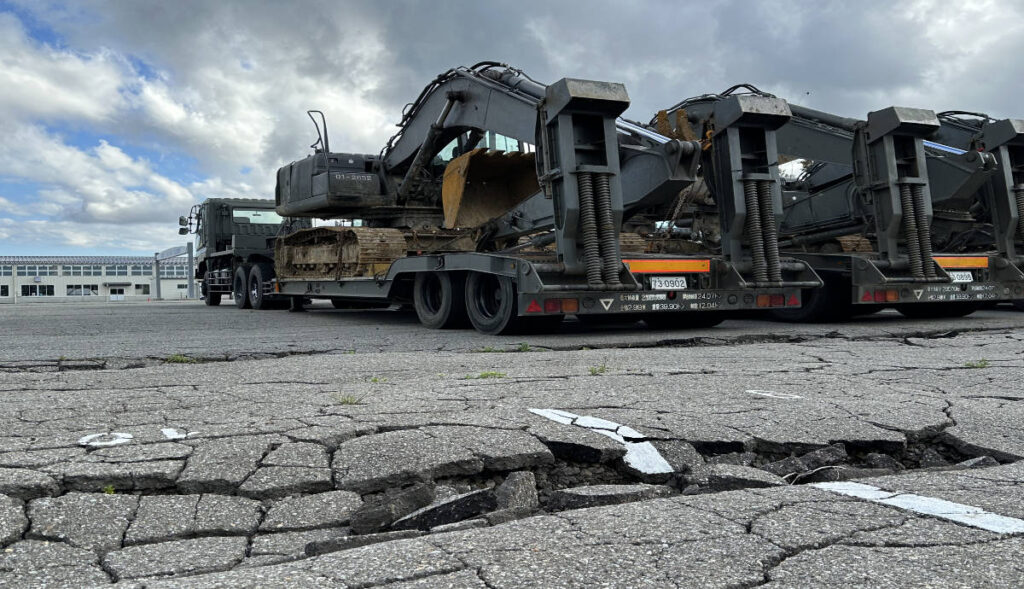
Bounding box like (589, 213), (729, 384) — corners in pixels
(413, 272), (468, 329)
(770, 274), (852, 323)
(201, 282), (221, 306)
(1012, 300), (1024, 311)
(465, 272), (520, 335)
(895, 302), (978, 319)
(249, 263), (274, 310)
(233, 264), (252, 309)
(643, 312), (725, 329)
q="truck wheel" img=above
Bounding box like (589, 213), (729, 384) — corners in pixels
(202, 282), (221, 306)
(1012, 300), (1024, 311)
(465, 272), (519, 335)
(233, 264), (252, 309)
(413, 272), (468, 329)
(249, 263), (274, 310)
(895, 302), (978, 319)
(644, 312), (725, 329)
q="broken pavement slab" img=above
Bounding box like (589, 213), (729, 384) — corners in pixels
(350, 483), (435, 535)
(333, 430), (482, 494)
(546, 483), (674, 511)
(27, 492), (138, 554)
(0, 467), (61, 500)
(706, 464), (788, 492)
(102, 536), (248, 580)
(125, 494), (262, 545)
(260, 490), (363, 532)
(391, 488), (498, 531)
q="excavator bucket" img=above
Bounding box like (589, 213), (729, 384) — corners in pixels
(442, 148), (539, 229)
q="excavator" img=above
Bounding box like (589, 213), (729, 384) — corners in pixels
(213, 63), (820, 334)
(650, 85), (1024, 321)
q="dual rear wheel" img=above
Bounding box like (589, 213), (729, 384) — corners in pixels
(412, 271), (558, 335)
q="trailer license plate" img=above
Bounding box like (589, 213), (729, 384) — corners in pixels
(948, 271), (973, 283)
(650, 276), (687, 290)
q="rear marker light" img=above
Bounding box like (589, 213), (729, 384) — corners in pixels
(770, 294), (785, 307)
(885, 290), (899, 302)
(544, 299), (562, 313)
(873, 290), (886, 303)
(756, 294), (771, 308)
(560, 298), (579, 313)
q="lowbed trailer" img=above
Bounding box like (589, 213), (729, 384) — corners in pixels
(184, 64), (821, 333)
(653, 87), (1024, 321)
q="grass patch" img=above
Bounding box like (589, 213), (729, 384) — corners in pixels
(368, 376), (388, 383)
(464, 371), (507, 379)
(102, 484), (116, 495)
(165, 354), (197, 364)
(589, 364), (608, 376)
(964, 359), (991, 369)
(333, 393), (367, 405)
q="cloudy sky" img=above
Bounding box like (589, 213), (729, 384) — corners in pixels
(1, 0), (1021, 255)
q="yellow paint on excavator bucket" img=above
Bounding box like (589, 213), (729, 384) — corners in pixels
(442, 148), (539, 229)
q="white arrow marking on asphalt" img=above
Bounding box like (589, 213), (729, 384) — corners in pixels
(812, 481), (1024, 534)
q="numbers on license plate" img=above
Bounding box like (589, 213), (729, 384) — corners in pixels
(650, 276), (687, 290)
(948, 271), (973, 283)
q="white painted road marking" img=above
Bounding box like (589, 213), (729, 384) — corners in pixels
(529, 408), (673, 475)
(78, 432), (133, 447)
(747, 390), (803, 399)
(161, 428), (195, 440)
(812, 481), (1024, 535)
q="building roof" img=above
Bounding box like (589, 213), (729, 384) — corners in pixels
(0, 256), (191, 265)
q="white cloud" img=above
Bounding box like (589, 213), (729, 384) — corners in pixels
(0, 13), (127, 122)
(0, 122), (196, 225)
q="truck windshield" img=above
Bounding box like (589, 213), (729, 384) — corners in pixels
(233, 210), (284, 224)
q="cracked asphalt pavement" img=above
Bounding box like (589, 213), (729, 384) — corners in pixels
(1, 301), (1023, 587)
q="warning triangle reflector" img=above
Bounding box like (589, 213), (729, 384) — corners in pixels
(526, 300), (542, 313)
(787, 295), (799, 306)
(861, 291), (873, 302)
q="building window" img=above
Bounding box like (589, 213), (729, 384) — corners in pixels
(177, 283), (188, 289)
(159, 265), (188, 278)
(0, 285), (7, 297)
(65, 265), (103, 276)
(131, 265), (153, 276)
(17, 265), (57, 276)
(21, 285), (55, 296)
(66, 284), (99, 296)
(109, 287), (125, 295)
(105, 265), (129, 276)
(134, 284), (150, 295)
(0, 266), (11, 276)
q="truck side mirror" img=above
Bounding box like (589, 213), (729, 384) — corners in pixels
(179, 216), (188, 226)
(178, 227), (189, 235)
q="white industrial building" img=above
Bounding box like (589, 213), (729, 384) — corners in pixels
(0, 256), (193, 305)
